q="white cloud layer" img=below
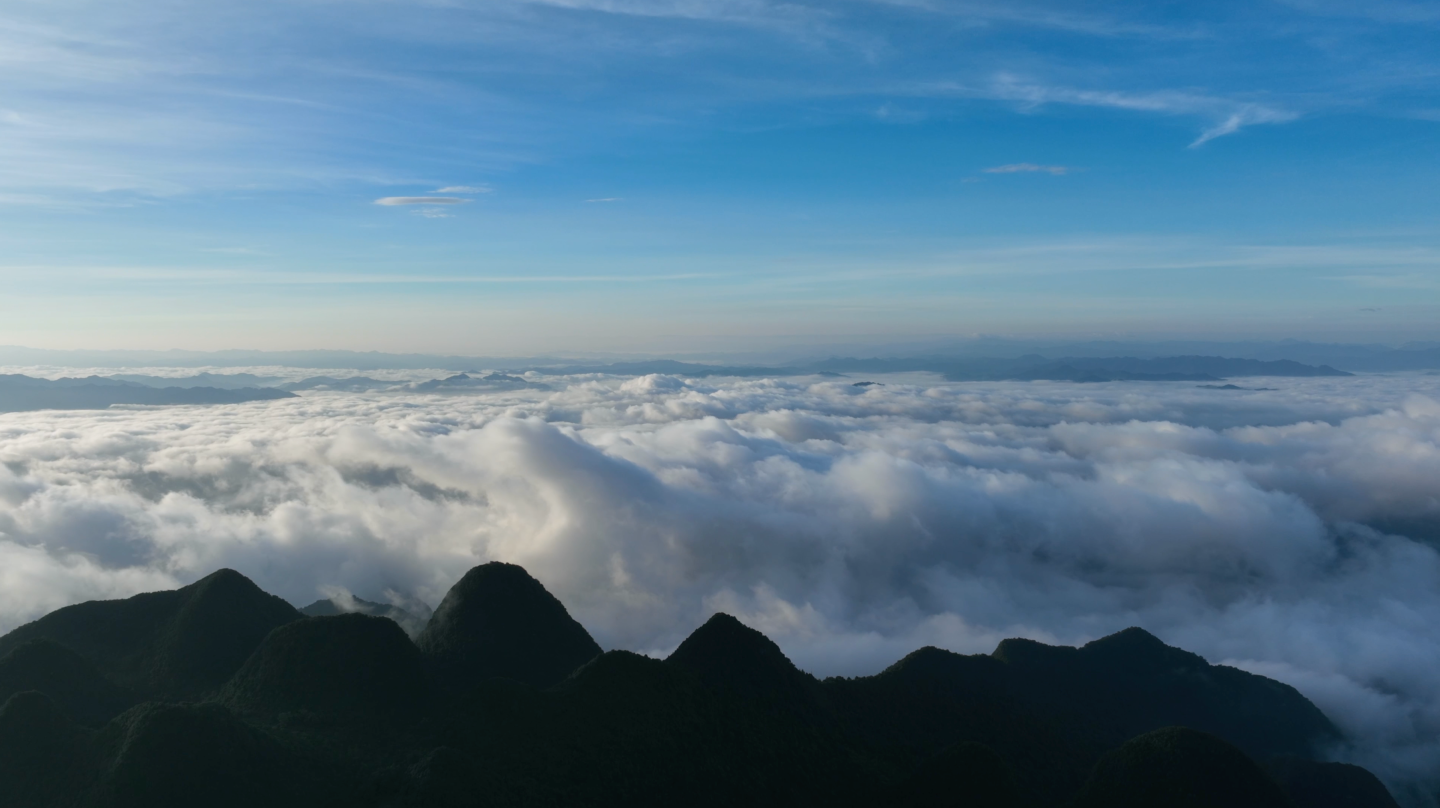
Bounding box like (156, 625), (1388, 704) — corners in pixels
(2, 372), (1440, 802)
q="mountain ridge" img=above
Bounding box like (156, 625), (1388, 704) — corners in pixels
(0, 374), (295, 413)
(0, 564), (1405, 808)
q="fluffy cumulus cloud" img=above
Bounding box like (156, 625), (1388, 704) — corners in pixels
(2, 372), (1440, 801)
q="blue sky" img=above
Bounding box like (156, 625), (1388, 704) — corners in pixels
(2, 0), (1438, 353)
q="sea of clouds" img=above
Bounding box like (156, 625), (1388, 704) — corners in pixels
(2, 371), (1439, 802)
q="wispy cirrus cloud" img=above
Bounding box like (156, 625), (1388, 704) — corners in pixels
(374, 196), (470, 205)
(511, 0), (839, 36)
(1189, 104), (1300, 147)
(983, 163), (1069, 175)
(983, 74), (1299, 146)
(434, 185), (492, 193)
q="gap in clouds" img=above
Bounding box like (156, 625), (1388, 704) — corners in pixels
(1, 372), (1439, 802)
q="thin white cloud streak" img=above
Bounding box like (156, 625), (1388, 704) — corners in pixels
(981, 74), (1299, 145)
(983, 163), (1069, 174)
(374, 196), (470, 205)
(1190, 104), (1300, 147)
(525, 0), (1204, 42)
(434, 186), (492, 193)
(1, 373), (1440, 800)
(509, 0), (840, 37)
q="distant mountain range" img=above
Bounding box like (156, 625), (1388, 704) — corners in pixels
(2, 340), (1436, 372)
(0, 355), (1357, 413)
(108, 372), (286, 389)
(405, 372), (551, 392)
(0, 563), (1403, 808)
(114, 356), (1357, 387)
(526, 355), (1351, 382)
(0, 375), (295, 413)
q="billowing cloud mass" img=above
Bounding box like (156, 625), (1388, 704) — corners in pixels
(2, 373), (1440, 803)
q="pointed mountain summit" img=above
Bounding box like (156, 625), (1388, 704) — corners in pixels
(666, 613), (821, 707)
(222, 613), (429, 723)
(874, 645), (1007, 691)
(0, 569), (301, 700)
(416, 562), (601, 689)
(1077, 626), (1209, 671)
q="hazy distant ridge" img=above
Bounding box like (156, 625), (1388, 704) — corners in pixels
(0, 340), (1434, 372)
(0, 375), (295, 413)
(525, 355), (1351, 382)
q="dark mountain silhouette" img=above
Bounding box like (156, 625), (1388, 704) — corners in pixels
(0, 563), (1406, 808)
(96, 701), (324, 808)
(222, 614), (429, 723)
(1071, 726), (1294, 808)
(1266, 758), (1403, 808)
(416, 562), (602, 689)
(0, 639), (133, 726)
(0, 374), (295, 412)
(896, 741), (1022, 808)
(0, 691), (98, 808)
(432, 648), (869, 808)
(0, 569), (301, 700)
(992, 627), (1339, 760)
(666, 612), (830, 723)
(827, 644), (1098, 804)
